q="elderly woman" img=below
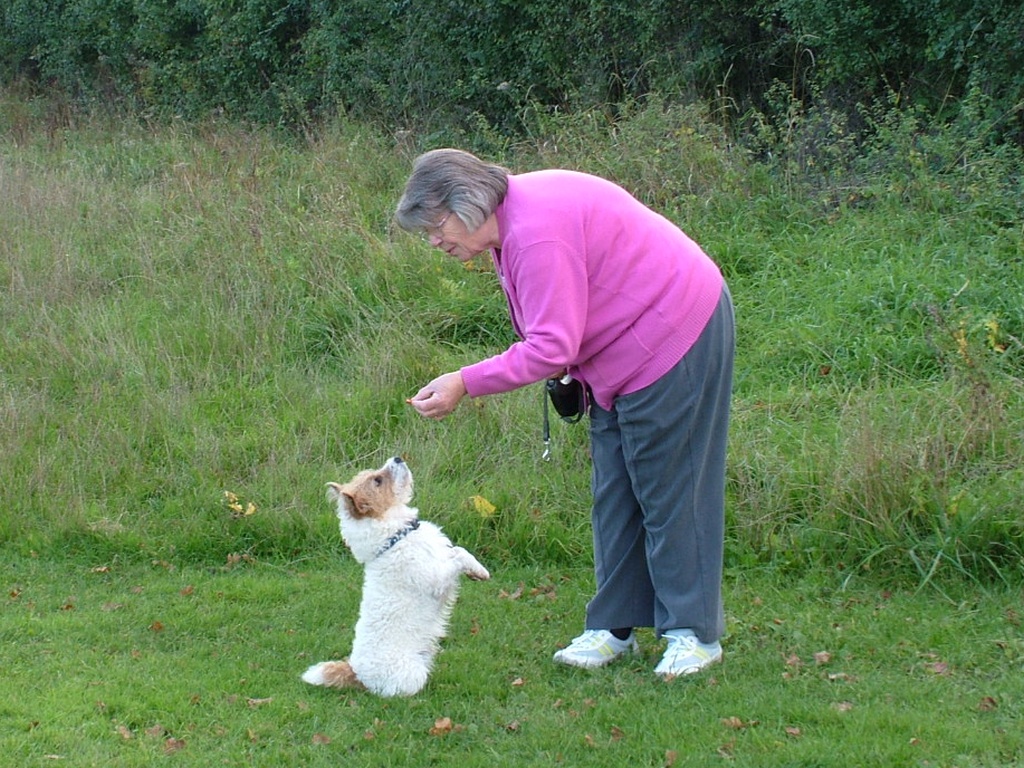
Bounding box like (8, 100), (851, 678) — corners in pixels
(395, 148), (734, 678)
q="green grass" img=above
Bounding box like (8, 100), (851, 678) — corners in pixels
(3, 554), (1022, 767)
(1, 95), (1023, 766)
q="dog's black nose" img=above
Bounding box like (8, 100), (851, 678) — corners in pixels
(393, 456), (404, 465)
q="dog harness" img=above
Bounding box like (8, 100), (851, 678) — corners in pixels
(375, 520), (420, 558)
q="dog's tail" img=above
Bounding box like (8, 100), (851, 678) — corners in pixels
(302, 660), (364, 690)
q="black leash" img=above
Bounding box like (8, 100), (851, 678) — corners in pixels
(542, 385), (551, 461)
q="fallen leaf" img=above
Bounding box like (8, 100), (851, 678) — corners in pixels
(145, 725), (165, 738)
(499, 583), (524, 600)
(926, 661), (950, 676)
(827, 672), (855, 682)
(116, 725), (133, 740)
(469, 495), (497, 519)
(832, 702), (854, 713)
(814, 651), (832, 664)
(163, 738), (186, 754)
(529, 583), (557, 600)
(247, 697), (273, 708)
(665, 750), (679, 766)
(511, 677), (526, 687)
(784, 653), (802, 668)
(610, 726), (625, 741)
(180, 585), (194, 596)
(312, 733), (331, 745)
(90, 566), (111, 574)
(785, 726), (802, 738)
(149, 621), (164, 632)
(429, 717), (453, 736)
(978, 696), (998, 711)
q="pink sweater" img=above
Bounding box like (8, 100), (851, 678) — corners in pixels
(460, 170), (723, 410)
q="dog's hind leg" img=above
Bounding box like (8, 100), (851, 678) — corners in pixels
(301, 660), (365, 690)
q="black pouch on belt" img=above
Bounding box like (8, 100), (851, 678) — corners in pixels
(545, 376), (585, 423)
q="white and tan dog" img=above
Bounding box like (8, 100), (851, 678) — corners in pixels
(302, 456), (490, 697)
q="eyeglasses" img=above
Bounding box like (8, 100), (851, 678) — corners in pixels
(421, 211), (452, 242)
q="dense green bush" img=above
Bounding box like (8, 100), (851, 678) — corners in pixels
(757, 0), (1024, 142)
(2, 0), (1021, 142)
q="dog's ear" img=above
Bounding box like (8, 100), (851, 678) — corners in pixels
(346, 492), (376, 519)
(327, 484), (370, 518)
(325, 482), (344, 503)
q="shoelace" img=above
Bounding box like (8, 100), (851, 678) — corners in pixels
(663, 634), (700, 659)
(573, 630), (612, 648)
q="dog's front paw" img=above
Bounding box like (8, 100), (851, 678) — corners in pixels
(451, 546), (490, 581)
(467, 563), (490, 581)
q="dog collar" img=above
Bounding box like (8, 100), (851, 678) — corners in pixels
(375, 520), (420, 558)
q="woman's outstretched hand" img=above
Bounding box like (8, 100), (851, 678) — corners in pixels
(407, 371), (467, 420)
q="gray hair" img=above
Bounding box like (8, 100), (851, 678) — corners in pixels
(395, 148), (509, 234)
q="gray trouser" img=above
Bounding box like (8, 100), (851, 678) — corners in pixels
(585, 285), (734, 644)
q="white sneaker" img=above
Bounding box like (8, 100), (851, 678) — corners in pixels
(553, 629), (638, 668)
(655, 630), (722, 678)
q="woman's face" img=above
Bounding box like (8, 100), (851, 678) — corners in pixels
(425, 212), (499, 262)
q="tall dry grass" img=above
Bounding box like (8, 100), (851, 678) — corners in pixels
(1, 96), (1022, 585)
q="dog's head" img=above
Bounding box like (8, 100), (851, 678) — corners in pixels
(326, 456), (414, 522)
